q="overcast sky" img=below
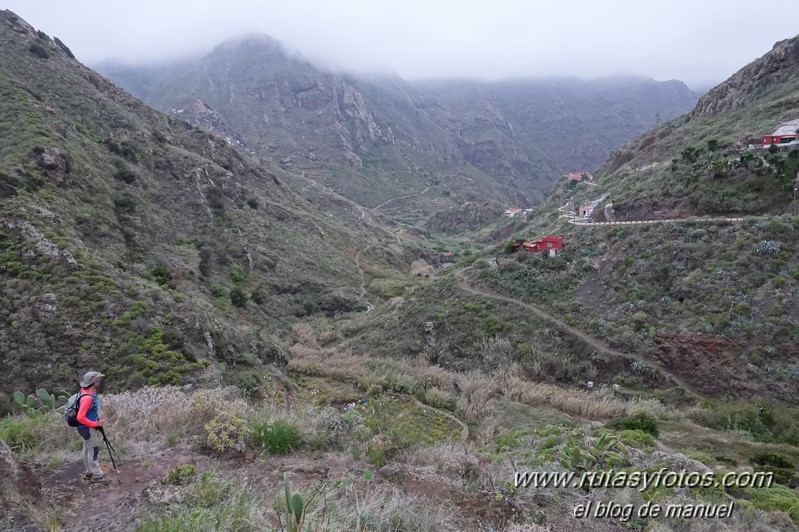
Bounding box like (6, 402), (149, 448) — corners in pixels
(4, 0), (798, 88)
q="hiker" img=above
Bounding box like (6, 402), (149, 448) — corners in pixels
(75, 371), (110, 485)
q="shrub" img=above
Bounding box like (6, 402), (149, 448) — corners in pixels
(779, 423), (799, 446)
(113, 193), (137, 213)
(301, 299), (318, 316)
(0, 414), (51, 453)
(210, 284), (227, 298)
(29, 43), (49, 59)
(230, 288), (247, 307)
(607, 413), (659, 437)
(204, 412), (250, 453)
(753, 240), (781, 255)
(53, 37), (74, 58)
(751, 452), (795, 470)
(163, 463), (197, 485)
(617, 429), (654, 449)
(152, 265), (172, 287)
(423, 387), (455, 410)
(741, 484), (799, 522)
(228, 264), (246, 284)
(251, 419), (303, 454)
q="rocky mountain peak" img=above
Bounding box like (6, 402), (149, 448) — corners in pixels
(692, 35), (799, 116)
(216, 33), (285, 57)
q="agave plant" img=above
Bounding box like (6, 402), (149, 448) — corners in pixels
(559, 432), (629, 473)
(284, 473), (307, 532)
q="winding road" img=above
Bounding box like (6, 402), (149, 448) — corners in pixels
(559, 204), (760, 227)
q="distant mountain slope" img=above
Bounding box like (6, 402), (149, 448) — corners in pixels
(98, 35), (698, 216)
(413, 75), (697, 183)
(0, 11), (407, 396)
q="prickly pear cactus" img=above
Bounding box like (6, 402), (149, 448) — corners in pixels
(12, 388), (65, 416)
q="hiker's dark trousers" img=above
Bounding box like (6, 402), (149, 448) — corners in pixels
(77, 427), (103, 479)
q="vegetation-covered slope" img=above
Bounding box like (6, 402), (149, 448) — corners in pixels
(471, 35), (799, 404)
(0, 10), (409, 398)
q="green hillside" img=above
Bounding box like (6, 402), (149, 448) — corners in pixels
(469, 35), (799, 404)
(0, 11), (409, 396)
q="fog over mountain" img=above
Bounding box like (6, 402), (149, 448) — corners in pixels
(4, 0), (799, 88)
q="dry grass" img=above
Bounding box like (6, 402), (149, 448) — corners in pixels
(301, 482), (459, 531)
(101, 386), (251, 453)
(624, 397), (690, 421)
(292, 322), (319, 348)
(455, 370), (499, 422)
(496, 366), (627, 419)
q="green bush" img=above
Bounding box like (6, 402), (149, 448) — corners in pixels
(230, 288), (248, 307)
(29, 43), (49, 59)
(0, 413), (53, 453)
(251, 419), (303, 454)
(204, 412), (250, 453)
(751, 451), (799, 487)
(152, 265), (172, 287)
(617, 429), (655, 449)
(751, 452), (795, 470)
(210, 285), (227, 298)
(228, 264), (247, 284)
(740, 484), (799, 522)
(607, 413), (659, 437)
(163, 463), (197, 485)
(113, 193), (137, 213)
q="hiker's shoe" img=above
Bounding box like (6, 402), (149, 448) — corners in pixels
(91, 475), (111, 485)
(83, 473), (93, 480)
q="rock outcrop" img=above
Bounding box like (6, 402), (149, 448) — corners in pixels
(692, 37), (799, 116)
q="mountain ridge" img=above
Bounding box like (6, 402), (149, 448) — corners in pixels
(0, 10), (410, 395)
(98, 32), (699, 219)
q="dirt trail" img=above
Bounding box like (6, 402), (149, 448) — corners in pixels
(410, 396), (469, 443)
(372, 185), (437, 211)
(354, 245), (374, 312)
(457, 272), (705, 401)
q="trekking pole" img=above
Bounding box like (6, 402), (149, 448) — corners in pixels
(98, 426), (118, 472)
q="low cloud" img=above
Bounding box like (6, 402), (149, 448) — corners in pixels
(4, 0), (798, 87)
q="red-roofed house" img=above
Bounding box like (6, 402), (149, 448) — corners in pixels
(522, 236), (564, 257)
(762, 119), (799, 146)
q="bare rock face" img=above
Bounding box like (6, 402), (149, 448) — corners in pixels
(33, 293), (59, 321)
(410, 259), (434, 277)
(338, 84), (382, 150)
(603, 202), (615, 222)
(692, 37), (799, 116)
(36, 147), (72, 187)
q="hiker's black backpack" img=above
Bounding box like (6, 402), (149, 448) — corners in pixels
(64, 392), (92, 427)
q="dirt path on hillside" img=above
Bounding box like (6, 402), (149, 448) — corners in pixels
(457, 272), (706, 401)
(354, 245), (374, 312)
(410, 397), (469, 443)
(372, 185), (438, 211)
